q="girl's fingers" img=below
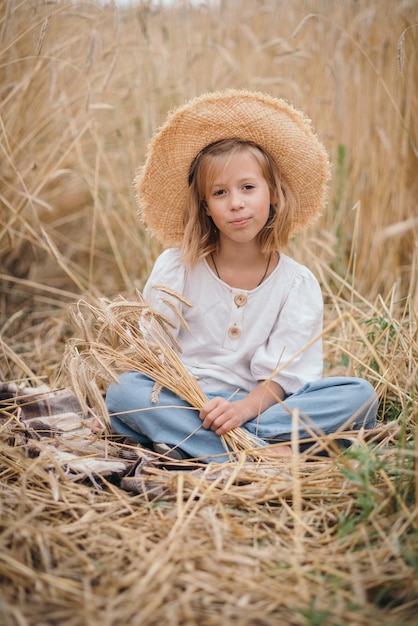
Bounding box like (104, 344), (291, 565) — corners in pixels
(91, 418), (104, 434)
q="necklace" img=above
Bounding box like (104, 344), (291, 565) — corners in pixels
(211, 252), (272, 287)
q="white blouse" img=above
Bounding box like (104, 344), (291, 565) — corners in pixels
(143, 248), (323, 396)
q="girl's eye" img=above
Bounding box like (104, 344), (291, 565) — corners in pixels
(213, 189), (226, 196)
(243, 184), (255, 190)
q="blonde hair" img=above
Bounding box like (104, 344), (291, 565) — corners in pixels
(181, 139), (297, 267)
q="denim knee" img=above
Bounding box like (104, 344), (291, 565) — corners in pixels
(351, 378), (378, 428)
(105, 371), (137, 414)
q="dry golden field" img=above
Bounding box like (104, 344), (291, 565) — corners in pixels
(0, 1), (417, 624)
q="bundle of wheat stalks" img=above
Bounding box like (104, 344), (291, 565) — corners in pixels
(64, 288), (266, 458)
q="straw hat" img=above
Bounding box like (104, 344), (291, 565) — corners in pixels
(135, 89), (330, 246)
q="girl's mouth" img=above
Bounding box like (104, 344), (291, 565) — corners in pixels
(230, 218), (250, 227)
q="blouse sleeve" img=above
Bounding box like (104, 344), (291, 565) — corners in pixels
(250, 266), (323, 395)
(142, 248), (187, 341)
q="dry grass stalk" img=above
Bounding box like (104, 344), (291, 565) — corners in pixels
(64, 290), (265, 457)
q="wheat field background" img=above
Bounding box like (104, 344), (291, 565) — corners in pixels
(0, 1), (417, 625)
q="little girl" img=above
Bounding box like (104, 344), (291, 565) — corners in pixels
(104, 90), (378, 462)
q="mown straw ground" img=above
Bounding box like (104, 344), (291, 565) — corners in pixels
(1, 0), (417, 624)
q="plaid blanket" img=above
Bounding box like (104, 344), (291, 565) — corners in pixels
(1, 382), (88, 428)
(0, 382), (145, 488)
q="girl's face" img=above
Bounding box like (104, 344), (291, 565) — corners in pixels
(204, 150), (273, 247)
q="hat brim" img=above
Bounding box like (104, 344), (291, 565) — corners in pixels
(135, 89), (330, 246)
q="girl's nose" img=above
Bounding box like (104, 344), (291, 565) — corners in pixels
(230, 190), (244, 210)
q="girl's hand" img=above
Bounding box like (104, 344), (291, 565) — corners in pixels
(199, 397), (250, 435)
(199, 380), (285, 436)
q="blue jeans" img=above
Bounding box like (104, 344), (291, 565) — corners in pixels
(106, 373), (378, 462)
